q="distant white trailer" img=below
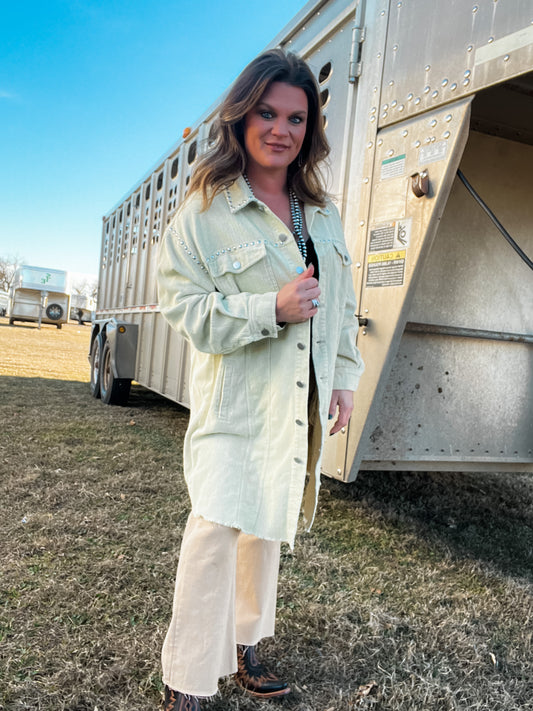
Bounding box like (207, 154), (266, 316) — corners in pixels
(70, 293), (96, 324)
(91, 0), (533, 476)
(0, 290), (9, 317)
(9, 266), (70, 329)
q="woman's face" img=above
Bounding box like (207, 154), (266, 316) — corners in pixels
(243, 81), (308, 175)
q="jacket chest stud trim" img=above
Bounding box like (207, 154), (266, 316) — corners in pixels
(171, 228), (206, 271)
(225, 188), (249, 212)
(206, 240), (263, 263)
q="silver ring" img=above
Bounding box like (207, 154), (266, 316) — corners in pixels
(311, 298), (320, 308)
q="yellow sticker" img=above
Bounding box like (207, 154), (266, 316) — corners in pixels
(368, 250), (406, 263)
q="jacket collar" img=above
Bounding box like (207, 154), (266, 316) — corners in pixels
(224, 175), (257, 213)
(224, 174), (331, 216)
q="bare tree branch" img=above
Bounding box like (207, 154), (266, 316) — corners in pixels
(0, 255), (24, 293)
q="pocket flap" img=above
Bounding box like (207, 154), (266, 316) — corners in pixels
(208, 242), (267, 277)
(332, 240), (353, 266)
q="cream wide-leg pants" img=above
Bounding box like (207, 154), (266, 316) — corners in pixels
(161, 513), (281, 697)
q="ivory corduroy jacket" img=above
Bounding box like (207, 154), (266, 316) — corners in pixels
(157, 175), (364, 546)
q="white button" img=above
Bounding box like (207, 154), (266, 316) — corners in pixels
(233, 261), (241, 270)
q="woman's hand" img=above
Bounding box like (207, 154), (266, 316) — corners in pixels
(328, 390), (354, 435)
(275, 264), (320, 323)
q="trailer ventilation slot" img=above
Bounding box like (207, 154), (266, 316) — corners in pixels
(319, 62), (332, 83)
(188, 141), (197, 165)
(208, 122), (218, 147)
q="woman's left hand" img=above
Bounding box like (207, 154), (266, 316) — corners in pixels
(328, 390), (354, 435)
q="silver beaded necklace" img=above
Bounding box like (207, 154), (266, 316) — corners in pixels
(243, 174), (307, 262)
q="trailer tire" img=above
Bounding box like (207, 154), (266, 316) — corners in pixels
(89, 335), (103, 398)
(100, 339), (131, 406)
(46, 303), (64, 321)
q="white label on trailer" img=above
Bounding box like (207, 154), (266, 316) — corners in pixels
(381, 154), (406, 180)
(395, 218), (411, 248)
(366, 250), (406, 288)
(369, 222), (395, 251)
(20, 268), (68, 292)
(369, 219), (411, 253)
(475, 25), (533, 66)
(419, 141), (447, 166)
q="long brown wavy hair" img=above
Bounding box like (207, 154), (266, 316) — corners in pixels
(188, 49), (330, 209)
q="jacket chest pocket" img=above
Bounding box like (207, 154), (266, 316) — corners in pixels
(314, 239), (353, 308)
(207, 242), (278, 294)
(332, 239), (352, 267)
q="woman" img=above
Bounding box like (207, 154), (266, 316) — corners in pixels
(157, 49), (364, 710)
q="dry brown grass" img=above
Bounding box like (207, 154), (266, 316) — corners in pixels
(0, 318), (91, 382)
(0, 316), (532, 710)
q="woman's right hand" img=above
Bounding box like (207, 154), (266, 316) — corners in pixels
(276, 264), (321, 323)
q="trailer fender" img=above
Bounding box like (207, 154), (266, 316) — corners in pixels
(104, 320), (138, 380)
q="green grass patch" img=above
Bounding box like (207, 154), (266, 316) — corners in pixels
(0, 322), (532, 710)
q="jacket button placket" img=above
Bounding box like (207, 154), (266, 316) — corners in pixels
(289, 323), (310, 510)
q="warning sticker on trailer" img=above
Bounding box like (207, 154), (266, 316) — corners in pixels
(369, 219), (411, 252)
(381, 154), (406, 180)
(418, 140), (447, 166)
(366, 250), (406, 288)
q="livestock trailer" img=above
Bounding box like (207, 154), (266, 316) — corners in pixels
(70, 293), (96, 324)
(91, 0), (533, 479)
(9, 266), (70, 329)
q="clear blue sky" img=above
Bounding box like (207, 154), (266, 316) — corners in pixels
(0, 0), (308, 281)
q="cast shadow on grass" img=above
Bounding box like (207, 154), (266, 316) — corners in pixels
(324, 469), (533, 582)
(4, 374), (530, 581)
(1, 375), (187, 414)
(126, 383), (188, 414)
(0, 322), (44, 330)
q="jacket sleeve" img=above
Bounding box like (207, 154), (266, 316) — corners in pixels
(332, 264), (365, 391)
(329, 203), (365, 392)
(157, 211), (281, 355)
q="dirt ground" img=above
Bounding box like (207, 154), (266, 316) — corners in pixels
(0, 317), (532, 710)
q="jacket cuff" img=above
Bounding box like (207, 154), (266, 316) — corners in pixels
(250, 291), (281, 340)
(332, 367), (362, 392)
